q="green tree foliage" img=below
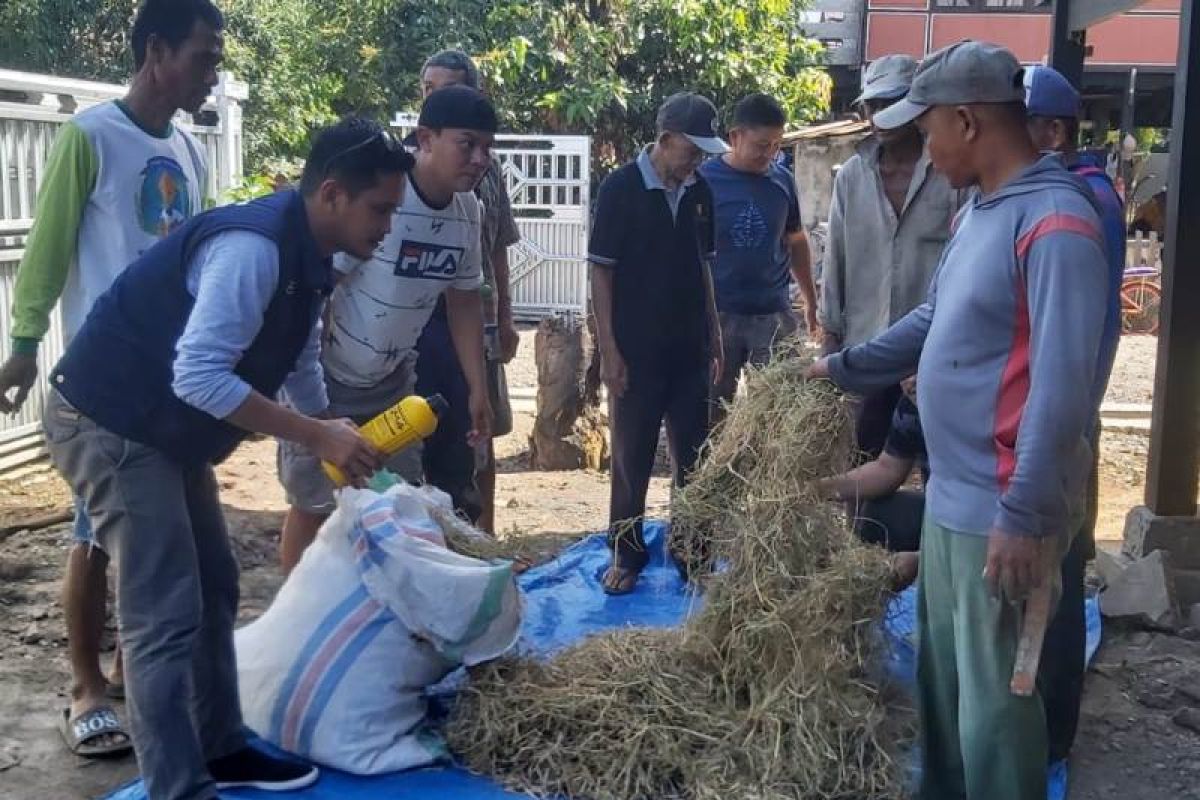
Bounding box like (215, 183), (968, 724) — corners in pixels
(0, 0), (830, 175)
(0, 0), (135, 82)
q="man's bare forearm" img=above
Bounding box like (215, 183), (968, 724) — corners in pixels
(789, 231), (817, 309)
(591, 265), (618, 353)
(493, 245), (514, 323)
(817, 453), (914, 501)
(701, 256), (720, 345)
(224, 390), (322, 447)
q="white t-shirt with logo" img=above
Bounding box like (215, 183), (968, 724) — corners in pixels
(15, 101), (207, 342)
(323, 183), (483, 388)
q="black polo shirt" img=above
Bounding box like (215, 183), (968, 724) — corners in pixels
(588, 151), (714, 368)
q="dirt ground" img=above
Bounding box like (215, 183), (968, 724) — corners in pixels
(1, 331), (1196, 800)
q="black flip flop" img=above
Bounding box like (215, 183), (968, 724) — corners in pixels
(602, 564), (644, 596)
(59, 705), (132, 758)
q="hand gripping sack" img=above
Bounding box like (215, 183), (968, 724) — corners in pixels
(235, 482), (522, 774)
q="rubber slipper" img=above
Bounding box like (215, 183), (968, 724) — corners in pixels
(602, 564), (643, 596)
(59, 705), (132, 758)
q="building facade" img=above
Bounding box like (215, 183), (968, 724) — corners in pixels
(808, 0), (1180, 130)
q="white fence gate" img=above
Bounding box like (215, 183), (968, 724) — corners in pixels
(493, 135), (590, 318)
(0, 68), (247, 473)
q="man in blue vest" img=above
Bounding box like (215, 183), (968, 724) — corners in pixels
(43, 117), (413, 800)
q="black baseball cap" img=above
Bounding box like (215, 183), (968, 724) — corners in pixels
(418, 85), (498, 133)
(656, 92), (729, 154)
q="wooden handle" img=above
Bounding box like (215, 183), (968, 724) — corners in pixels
(1009, 542), (1060, 696)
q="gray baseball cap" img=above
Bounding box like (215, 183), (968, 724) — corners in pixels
(656, 92), (729, 154)
(872, 40), (1026, 130)
(855, 54), (918, 105)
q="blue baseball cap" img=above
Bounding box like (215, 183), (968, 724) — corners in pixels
(1023, 65), (1080, 119)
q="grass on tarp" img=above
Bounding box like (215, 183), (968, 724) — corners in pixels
(445, 348), (912, 800)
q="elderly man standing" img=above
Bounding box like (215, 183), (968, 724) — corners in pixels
(819, 54), (958, 457)
(590, 93), (725, 595)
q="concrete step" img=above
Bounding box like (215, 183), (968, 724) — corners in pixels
(1100, 402), (1152, 419)
(1102, 417), (1151, 435)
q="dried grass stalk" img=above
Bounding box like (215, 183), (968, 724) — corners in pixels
(446, 348), (912, 799)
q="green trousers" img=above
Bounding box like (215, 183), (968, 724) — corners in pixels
(917, 515), (1048, 800)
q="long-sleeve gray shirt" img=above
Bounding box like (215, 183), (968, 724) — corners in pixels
(819, 136), (959, 348)
(172, 230), (328, 419)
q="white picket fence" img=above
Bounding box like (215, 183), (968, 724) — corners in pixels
(0, 68), (247, 472)
(1126, 231), (1164, 271)
(493, 134), (591, 318)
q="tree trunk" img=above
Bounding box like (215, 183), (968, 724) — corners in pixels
(529, 314), (609, 471)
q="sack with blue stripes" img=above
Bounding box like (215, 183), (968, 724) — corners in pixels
(234, 480), (522, 774)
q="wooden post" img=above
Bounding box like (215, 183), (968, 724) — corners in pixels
(529, 314), (608, 471)
(1146, 0), (1200, 516)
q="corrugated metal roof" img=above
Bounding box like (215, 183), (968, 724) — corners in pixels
(782, 118), (870, 143)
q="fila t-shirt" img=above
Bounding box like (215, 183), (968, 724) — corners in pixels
(324, 179), (483, 388)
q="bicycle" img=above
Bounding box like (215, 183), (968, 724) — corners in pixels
(1120, 263), (1162, 336)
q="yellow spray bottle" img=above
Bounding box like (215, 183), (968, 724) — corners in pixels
(322, 393), (449, 487)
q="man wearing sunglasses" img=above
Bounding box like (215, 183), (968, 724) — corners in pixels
(42, 116), (412, 800)
(819, 54), (959, 459)
(590, 92), (726, 595)
(278, 86), (495, 573)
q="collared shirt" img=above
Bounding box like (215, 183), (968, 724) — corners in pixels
(475, 157), (521, 324)
(818, 135), (959, 348)
(588, 151), (714, 365)
(636, 146), (695, 220)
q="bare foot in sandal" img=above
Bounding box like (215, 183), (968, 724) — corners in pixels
(602, 563), (643, 595)
(59, 705), (132, 758)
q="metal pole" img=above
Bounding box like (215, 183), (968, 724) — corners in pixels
(1050, 0), (1087, 88)
(1120, 68), (1139, 199)
(1146, 0), (1200, 516)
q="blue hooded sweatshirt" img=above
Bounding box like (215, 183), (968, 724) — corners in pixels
(1070, 153), (1125, 410)
(829, 154), (1107, 539)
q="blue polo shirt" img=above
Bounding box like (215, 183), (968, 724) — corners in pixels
(588, 148), (715, 367)
(699, 156), (801, 315)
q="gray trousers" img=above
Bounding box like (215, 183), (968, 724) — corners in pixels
(711, 310), (799, 407)
(44, 391), (243, 800)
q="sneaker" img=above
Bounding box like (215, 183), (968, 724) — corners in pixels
(208, 747), (319, 792)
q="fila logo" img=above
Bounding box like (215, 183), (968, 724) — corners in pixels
(394, 239), (464, 280)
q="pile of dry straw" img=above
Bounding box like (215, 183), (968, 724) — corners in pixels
(445, 351), (912, 800)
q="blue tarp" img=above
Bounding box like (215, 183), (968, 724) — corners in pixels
(107, 521), (1101, 800)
